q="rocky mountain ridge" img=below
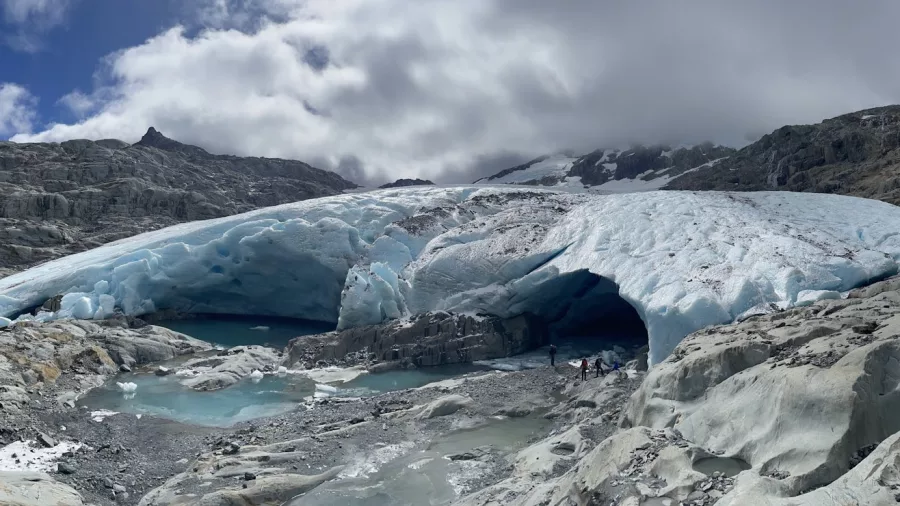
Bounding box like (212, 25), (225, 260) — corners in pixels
(669, 105), (900, 204)
(0, 128), (357, 276)
(482, 105), (900, 205)
(477, 143), (735, 189)
(378, 178), (435, 189)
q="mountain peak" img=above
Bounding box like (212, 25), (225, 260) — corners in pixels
(136, 127), (209, 156)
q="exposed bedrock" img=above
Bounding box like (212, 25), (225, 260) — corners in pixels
(0, 319), (210, 405)
(620, 275), (900, 503)
(458, 275), (900, 505)
(284, 311), (549, 369)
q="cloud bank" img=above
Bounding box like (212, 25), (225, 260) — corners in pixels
(9, 0), (900, 183)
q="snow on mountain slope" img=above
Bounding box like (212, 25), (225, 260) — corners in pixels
(477, 144), (736, 193)
(2, 187), (900, 365)
(474, 154), (577, 185)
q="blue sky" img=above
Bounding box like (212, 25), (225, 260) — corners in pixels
(0, 1), (190, 125)
(1, 1), (899, 184)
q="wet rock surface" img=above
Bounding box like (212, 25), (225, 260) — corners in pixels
(285, 310), (549, 369)
(8, 276), (900, 505)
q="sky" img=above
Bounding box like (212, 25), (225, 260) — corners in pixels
(2, 0), (900, 185)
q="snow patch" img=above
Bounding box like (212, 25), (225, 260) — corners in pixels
(476, 154), (575, 184)
(91, 409), (120, 422)
(0, 440), (82, 472)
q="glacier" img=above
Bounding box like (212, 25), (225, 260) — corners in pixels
(2, 186), (900, 365)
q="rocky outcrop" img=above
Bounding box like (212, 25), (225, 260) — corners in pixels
(178, 346), (283, 391)
(477, 144), (735, 187)
(0, 471), (85, 505)
(378, 178), (435, 188)
(284, 311), (548, 369)
(568, 143), (734, 186)
(0, 319), (211, 413)
(457, 275), (900, 505)
(668, 105), (900, 204)
(0, 128), (357, 274)
(479, 106), (900, 205)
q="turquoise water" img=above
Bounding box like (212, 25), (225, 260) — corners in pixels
(289, 415), (551, 506)
(334, 364), (490, 397)
(154, 314), (334, 348)
(78, 364), (491, 427)
(79, 373), (316, 427)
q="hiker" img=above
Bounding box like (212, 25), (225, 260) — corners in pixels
(595, 357), (605, 377)
(613, 360), (620, 377)
(549, 344), (557, 366)
(580, 358), (588, 381)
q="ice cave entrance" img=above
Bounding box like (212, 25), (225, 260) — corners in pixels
(478, 269), (650, 370)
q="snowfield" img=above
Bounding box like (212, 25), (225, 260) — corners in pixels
(2, 187), (900, 364)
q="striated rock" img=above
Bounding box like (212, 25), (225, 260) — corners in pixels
(139, 467), (343, 506)
(415, 394), (473, 419)
(668, 105), (900, 204)
(0, 471), (85, 505)
(0, 320), (210, 411)
(286, 311), (548, 369)
(618, 276), (900, 502)
(179, 346), (281, 391)
(0, 128), (356, 274)
(457, 276), (900, 506)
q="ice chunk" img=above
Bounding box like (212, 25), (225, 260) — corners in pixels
(0, 317), (10, 328)
(795, 289), (842, 307)
(0, 440), (83, 472)
(249, 369), (264, 381)
(117, 382), (137, 392)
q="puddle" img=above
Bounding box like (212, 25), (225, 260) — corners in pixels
(154, 314), (334, 348)
(334, 364), (490, 397)
(287, 416), (550, 505)
(79, 364), (493, 427)
(79, 373), (316, 427)
(693, 456), (751, 477)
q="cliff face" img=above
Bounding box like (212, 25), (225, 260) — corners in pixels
(0, 128), (357, 276)
(667, 106), (900, 204)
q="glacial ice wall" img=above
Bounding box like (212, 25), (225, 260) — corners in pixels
(2, 187), (900, 365)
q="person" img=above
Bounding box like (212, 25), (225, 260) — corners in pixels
(549, 344), (557, 366)
(595, 357), (605, 377)
(580, 358), (588, 381)
(613, 360), (620, 377)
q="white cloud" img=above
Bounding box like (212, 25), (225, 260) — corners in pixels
(57, 90), (96, 118)
(2, 0), (73, 52)
(10, 0), (900, 182)
(0, 83), (37, 137)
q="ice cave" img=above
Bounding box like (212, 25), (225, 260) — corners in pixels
(3, 187), (900, 365)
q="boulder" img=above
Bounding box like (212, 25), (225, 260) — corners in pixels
(286, 311), (548, 368)
(415, 394), (473, 419)
(0, 471), (85, 505)
(180, 346), (281, 391)
(622, 287), (900, 500)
